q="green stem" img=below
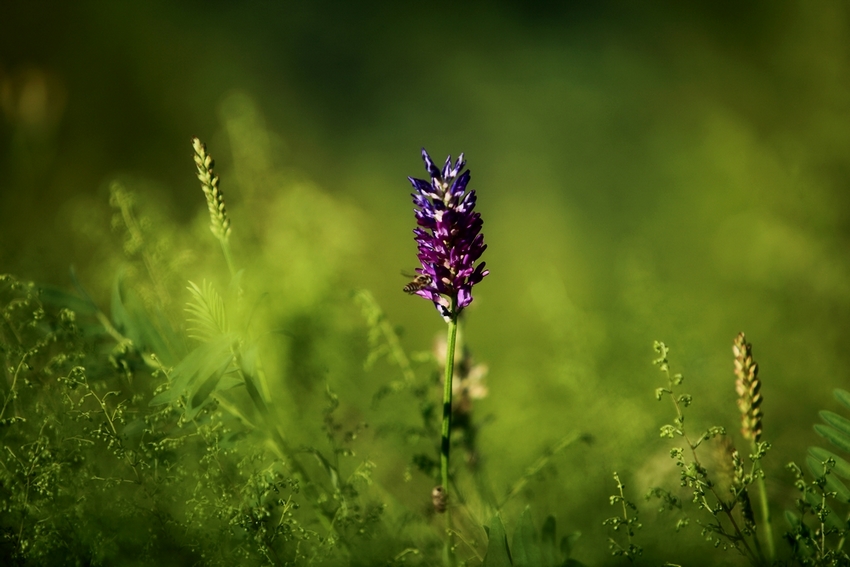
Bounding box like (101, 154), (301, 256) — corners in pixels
(752, 441), (775, 562)
(441, 302), (458, 566)
(220, 238), (236, 278)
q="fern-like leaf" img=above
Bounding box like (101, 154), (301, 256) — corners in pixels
(791, 386), (850, 558)
(809, 446), (850, 480)
(185, 280), (228, 341)
(835, 388), (850, 411)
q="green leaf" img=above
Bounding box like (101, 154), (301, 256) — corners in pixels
(808, 446), (850, 480)
(39, 286), (98, 317)
(828, 475), (850, 504)
(111, 271), (133, 337)
(835, 389), (850, 412)
(814, 423), (850, 454)
(121, 418), (147, 450)
(820, 410), (850, 437)
(149, 335), (234, 406)
(141, 304), (184, 366)
(540, 516), (558, 567)
(511, 507), (541, 567)
(483, 514), (512, 567)
(310, 449), (340, 492)
(240, 341), (260, 378)
(110, 271), (183, 365)
(216, 373), (244, 392)
(806, 455), (850, 503)
(185, 280), (228, 341)
(560, 531), (581, 561)
(190, 354), (235, 410)
(784, 510), (801, 529)
(220, 429), (251, 450)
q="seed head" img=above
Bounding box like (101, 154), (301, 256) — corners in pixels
(733, 332), (763, 442)
(192, 137), (231, 242)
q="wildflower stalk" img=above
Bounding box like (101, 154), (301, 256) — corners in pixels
(406, 149), (487, 566)
(734, 332), (774, 561)
(441, 299), (458, 563)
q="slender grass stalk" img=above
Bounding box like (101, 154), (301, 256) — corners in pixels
(752, 443), (774, 561)
(734, 332), (774, 561)
(441, 300), (458, 565)
(220, 239), (236, 277)
(189, 137), (346, 544)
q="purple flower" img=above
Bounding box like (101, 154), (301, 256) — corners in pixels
(408, 148), (488, 319)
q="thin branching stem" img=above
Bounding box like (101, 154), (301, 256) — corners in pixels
(615, 473), (634, 551)
(665, 367), (763, 566)
(449, 527), (483, 563)
(0, 354), (26, 423)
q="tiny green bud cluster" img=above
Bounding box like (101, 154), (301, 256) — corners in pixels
(604, 472), (643, 562)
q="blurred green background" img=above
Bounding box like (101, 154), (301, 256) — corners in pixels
(3, 0), (850, 563)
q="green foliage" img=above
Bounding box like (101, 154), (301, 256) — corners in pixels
(185, 279), (229, 342)
(648, 341), (770, 566)
(784, 388), (850, 565)
(482, 509), (584, 567)
(354, 289), (417, 401)
(604, 472), (643, 563)
(5, 54), (850, 565)
(0, 134), (419, 565)
(0, 273), (340, 565)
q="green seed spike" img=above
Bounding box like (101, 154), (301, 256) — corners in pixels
(192, 137), (231, 243)
(733, 332), (763, 442)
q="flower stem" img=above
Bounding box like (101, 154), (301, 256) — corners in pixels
(441, 302), (458, 566)
(219, 238), (236, 278)
(752, 441), (775, 561)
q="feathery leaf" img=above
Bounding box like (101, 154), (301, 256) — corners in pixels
(185, 280), (228, 342)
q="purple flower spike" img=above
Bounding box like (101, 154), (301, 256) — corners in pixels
(407, 148), (489, 320)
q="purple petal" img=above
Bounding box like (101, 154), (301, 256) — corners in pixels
(457, 287), (473, 309)
(441, 155), (454, 180)
(409, 177), (433, 194)
(450, 171), (470, 197)
(422, 148), (441, 179)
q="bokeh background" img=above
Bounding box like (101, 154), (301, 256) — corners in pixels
(3, 1), (850, 563)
